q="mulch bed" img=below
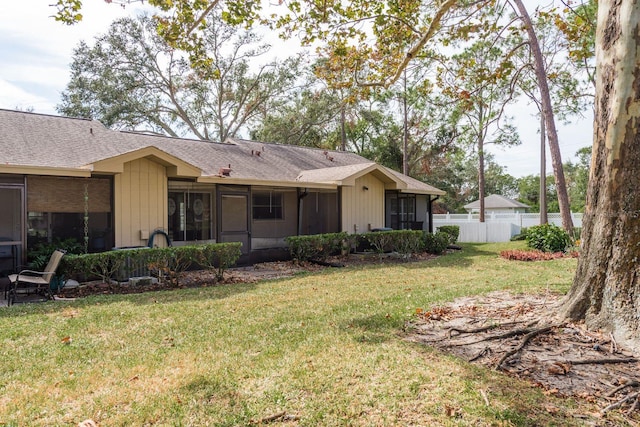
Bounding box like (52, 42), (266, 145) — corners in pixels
(56, 252), (438, 298)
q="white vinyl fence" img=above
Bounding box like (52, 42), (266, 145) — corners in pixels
(433, 212), (583, 243)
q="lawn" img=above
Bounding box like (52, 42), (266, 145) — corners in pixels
(0, 242), (596, 426)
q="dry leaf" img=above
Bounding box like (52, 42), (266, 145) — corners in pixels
(544, 405), (559, 414)
(61, 336), (72, 345)
(444, 404), (460, 417)
(547, 362), (571, 375)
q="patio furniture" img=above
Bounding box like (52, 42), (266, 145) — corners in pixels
(7, 249), (65, 306)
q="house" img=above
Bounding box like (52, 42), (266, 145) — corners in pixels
(0, 109), (445, 267)
(463, 194), (530, 214)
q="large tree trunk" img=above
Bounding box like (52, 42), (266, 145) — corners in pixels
(512, 0), (574, 233)
(560, 0), (640, 352)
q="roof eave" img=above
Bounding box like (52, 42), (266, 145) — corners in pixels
(198, 176), (338, 189)
(0, 164), (92, 177)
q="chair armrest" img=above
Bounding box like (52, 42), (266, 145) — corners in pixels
(17, 270), (54, 276)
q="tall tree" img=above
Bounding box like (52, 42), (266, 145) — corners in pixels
(429, 149), (518, 213)
(437, 37), (520, 222)
(58, 14), (301, 141)
(508, 0), (574, 233)
(250, 88), (343, 147)
(560, 0), (640, 351)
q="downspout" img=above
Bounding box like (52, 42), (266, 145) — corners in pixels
(428, 195), (440, 233)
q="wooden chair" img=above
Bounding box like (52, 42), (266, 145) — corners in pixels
(7, 249), (65, 306)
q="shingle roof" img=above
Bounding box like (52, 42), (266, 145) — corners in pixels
(0, 109), (444, 195)
(464, 194), (529, 210)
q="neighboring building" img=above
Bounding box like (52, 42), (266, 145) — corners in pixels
(0, 109), (444, 267)
(463, 194), (530, 214)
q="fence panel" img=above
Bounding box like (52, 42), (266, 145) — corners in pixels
(433, 212), (582, 243)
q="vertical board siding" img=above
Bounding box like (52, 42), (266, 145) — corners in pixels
(341, 174), (385, 234)
(114, 158), (168, 247)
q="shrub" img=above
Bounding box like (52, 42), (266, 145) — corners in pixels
(525, 224), (573, 253)
(423, 231), (450, 254)
(390, 230), (424, 256)
(436, 225), (460, 244)
(361, 231), (395, 254)
(59, 243), (241, 286)
(194, 242), (243, 281)
(285, 232), (349, 262)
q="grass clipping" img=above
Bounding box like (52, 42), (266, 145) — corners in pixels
(406, 291), (640, 421)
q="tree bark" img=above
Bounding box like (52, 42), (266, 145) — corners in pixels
(560, 0), (640, 353)
(478, 97), (486, 223)
(539, 114), (548, 224)
(512, 0), (574, 233)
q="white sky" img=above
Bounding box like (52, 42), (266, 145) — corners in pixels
(0, 1), (593, 178)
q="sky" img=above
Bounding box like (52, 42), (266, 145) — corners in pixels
(0, 1), (594, 178)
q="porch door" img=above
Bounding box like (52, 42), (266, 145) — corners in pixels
(0, 186), (24, 274)
(218, 188), (250, 254)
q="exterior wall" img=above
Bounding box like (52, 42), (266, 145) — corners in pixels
(114, 158), (167, 248)
(251, 188), (297, 249)
(341, 174), (385, 234)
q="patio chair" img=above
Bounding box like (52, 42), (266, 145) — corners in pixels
(7, 249), (66, 306)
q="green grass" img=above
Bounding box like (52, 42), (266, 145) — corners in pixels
(0, 242), (597, 426)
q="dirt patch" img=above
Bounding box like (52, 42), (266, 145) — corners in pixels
(406, 291), (640, 422)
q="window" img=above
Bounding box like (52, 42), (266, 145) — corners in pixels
(26, 176), (113, 252)
(387, 193), (416, 230)
(168, 191), (212, 241)
(252, 191), (283, 220)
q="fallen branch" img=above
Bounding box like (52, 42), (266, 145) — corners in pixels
(253, 411), (286, 424)
(480, 389), (490, 407)
(495, 325), (556, 370)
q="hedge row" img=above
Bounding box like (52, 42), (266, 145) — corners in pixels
(285, 230), (452, 262)
(59, 242), (242, 286)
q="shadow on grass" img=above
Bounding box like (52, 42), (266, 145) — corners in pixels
(346, 313), (398, 344)
(0, 242), (509, 317)
(0, 279), (261, 317)
(408, 344), (591, 426)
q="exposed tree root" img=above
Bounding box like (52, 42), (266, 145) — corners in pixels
(448, 321), (523, 338)
(495, 325), (557, 370)
(406, 291), (640, 422)
(568, 358), (638, 366)
(447, 322), (540, 347)
(603, 392), (640, 414)
(607, 380), (640, 397)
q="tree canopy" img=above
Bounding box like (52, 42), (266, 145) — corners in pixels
(58, 13), (302, 141)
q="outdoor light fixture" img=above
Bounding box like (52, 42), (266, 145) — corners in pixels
(362, 185), (369, 191)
